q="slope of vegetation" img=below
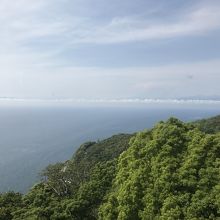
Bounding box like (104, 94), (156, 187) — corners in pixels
(99, 118), (220, 219)
(190, 115), (220, 134)
(0, 134), (133, 220)
(0, 116), (220, 220)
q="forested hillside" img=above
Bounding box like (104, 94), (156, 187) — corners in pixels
(191, 115), (220, 134)
(0, 116), (220, 220)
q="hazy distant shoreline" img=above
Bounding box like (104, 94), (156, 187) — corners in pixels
(0, 97), (220, 105)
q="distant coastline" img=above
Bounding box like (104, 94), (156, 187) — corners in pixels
(0, 97), (220, 105)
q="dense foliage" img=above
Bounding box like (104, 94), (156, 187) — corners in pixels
(191, 115), (220, 134)
(99, 118), (220, 219)
(0, 192), (22, 220)
(0, 116), (220, 219)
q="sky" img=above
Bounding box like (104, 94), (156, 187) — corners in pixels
(0, 0), (220, 100)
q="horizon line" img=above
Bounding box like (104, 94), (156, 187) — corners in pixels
(0, 97), (220, 105)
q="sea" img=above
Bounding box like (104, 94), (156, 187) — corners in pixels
(0, 100), (219, 193)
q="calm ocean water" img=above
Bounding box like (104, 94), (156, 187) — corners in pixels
(0, 102), (219, 192)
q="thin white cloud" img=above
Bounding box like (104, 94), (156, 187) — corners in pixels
(0, 0), (219, 59)
(0, 58), (219, 99)
(0, 1), (219, 77)
(0, 1), (219, 100)
(65, 2), (220, 44)
(1, 0), (220, 47)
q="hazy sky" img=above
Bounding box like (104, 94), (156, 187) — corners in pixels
(0, 0), (220, 99)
